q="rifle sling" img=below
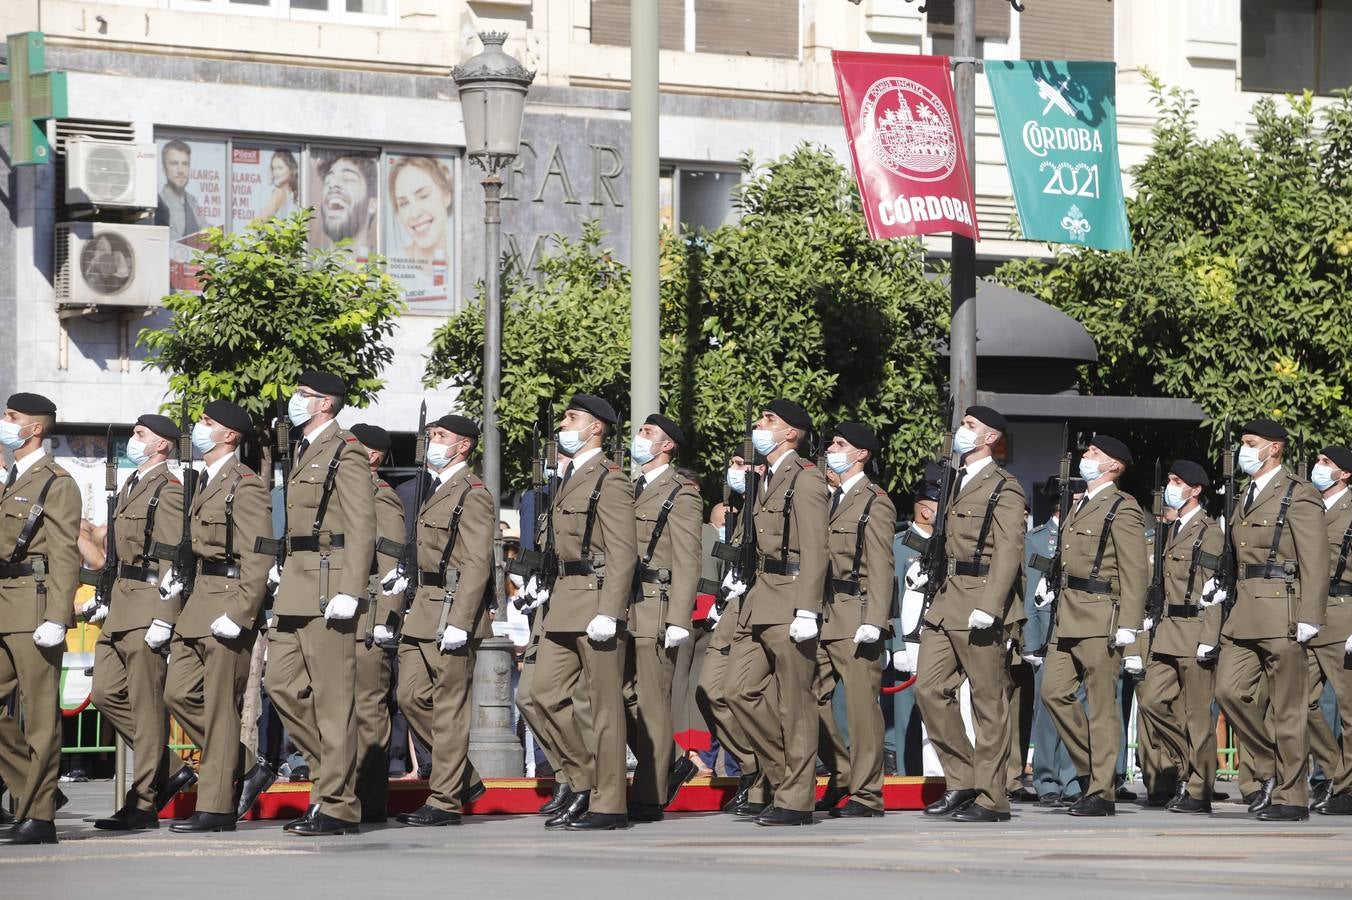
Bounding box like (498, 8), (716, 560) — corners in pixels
(6, 473), (58, 565)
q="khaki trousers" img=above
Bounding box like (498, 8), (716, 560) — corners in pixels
(916, 627), (1013, 813)
(696, 619), (764, 788)
(1216, 636), (1309, 807)
(1137, 652), (1217, 800)
(264, 615), (359, 821)
(623, 635), (678, 806)
(534, 631), (629, 814)
(517, 632), (594, 779)
(1306, 642), (1352, 796)
(0, 633), (63, 821)
(92, 628), (188, 810)
(813, 637), (886, 810)
(1041, 637), (1122, 801)
(396, 638), (482, 812)
(354, 639), (393, 816)
(164, 632), (254, 814)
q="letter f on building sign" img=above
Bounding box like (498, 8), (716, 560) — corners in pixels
(0, 32), (69, 166)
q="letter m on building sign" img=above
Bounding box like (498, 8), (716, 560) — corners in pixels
(0, 32), (68, 166)
(831, 51), (979, 242)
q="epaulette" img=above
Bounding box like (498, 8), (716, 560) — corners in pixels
(470, 480), (484, 487)
(240, 472), (257, 478)
(605, 463), (620, 472)
(344, 436), (358, 443)
(801, 460), (816, 469)
(377, 480), (392, 489)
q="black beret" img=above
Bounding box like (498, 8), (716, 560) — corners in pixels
(644, 413), (686, 448)
(432, 414), (481, 439)
(1241, 418), (1288, 442)
(1169, 459), (1210, 489)
(1322, 446), (1352, 474)
(567, 394), (618, 425)
(767, 399), (812, 433)
(965, 405), (1007, 432)
(298, 370), (346, 398)
(351, 423), (391, 452)
(202, 400), (253, 436)
(833, 421), (881, 458)
(1090, 434), (1132, 467)
(137, 414), (180, 442)
(6, 392), (55, 416)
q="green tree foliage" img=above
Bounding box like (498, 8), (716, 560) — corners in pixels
(424, 145), (948, 497)
(998, 80), (1352, 458)
(140, 209), (406, 421)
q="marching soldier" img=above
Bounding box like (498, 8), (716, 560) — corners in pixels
(1305, 446), (1352, 815)
(1037, 435), (1147, 817)
(625, 414), (702, 822)
(88, 415), (196, 830)
(724, 400), (829, 827)
(0, 394), (81, 845)
(814, 423), (896, 818)
(393, 415), (494, 826)
(162, 401), (272, 833)
(529, 395), (637, 830)
(915, 406), (1026, 823)
(350, 424), (404, 822)
(1135, 460), (1222, 813)
(1215, 419), (1327, 821)
(264, 371), (377, 835)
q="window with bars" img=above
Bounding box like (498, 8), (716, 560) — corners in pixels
(1241, 0), (1352, 95)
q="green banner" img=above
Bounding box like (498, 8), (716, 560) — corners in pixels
(988, 60), (1131, 251)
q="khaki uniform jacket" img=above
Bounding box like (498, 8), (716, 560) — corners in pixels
(0, 454), (81, 632)
(926, 461), (1027, 631)
(1151, 510), (1223, 657)
(177, 459), (272, 638)
(106, 464), (185, 634)
(631, 465), (702, 640)
(401, 464), (494, 641)
(822, 476), (896, 641)
(1317, 489), (1352, 646)
(1225, 468), (1327, 640)
(277, 424), (376, 616)
(543, 450), (637, 631)
(1055, 483), (1149, 640)
(366, 475), (405, 635)
(742, 452), (830, 627)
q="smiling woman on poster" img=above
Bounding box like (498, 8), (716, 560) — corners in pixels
(386, 154), (455, 307)
(258, 149), (299, 222)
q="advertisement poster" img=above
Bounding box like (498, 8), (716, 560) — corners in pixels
(231, 143), (302, 231)
(832, 52), (979, 241)
(307, 146), (381, 261)
(384, 153), (456, 308)
(154, 136), (227, 293)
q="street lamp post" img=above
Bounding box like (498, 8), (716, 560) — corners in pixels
(452, 31), (534, 778)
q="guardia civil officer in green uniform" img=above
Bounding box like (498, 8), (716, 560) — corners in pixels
(1215, 419), (1327, 821)
(1308, 446), (1352, 816)
(265, 371), (377, 836)
(1036, 435), (1147, 817)
(915, 406), (1027, 823)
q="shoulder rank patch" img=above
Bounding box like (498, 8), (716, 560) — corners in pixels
(470, 480), (484, 487)
(605, 463), (620, 471)
(377, 480), (392, 489)
(344, 436), (358, 443)
(801, 461), (816, 469)
(240, 472), (257, 478)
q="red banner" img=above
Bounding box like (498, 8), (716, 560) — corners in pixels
(832, 52), (979, 241)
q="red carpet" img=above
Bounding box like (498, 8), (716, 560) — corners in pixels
(163, 775), (948, 821)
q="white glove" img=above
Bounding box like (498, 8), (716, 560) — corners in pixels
(525, 576), (549, 609)
(893, 643), (916, 674)
(1033, 575), (1055, 608)
(586, 614), (618, 642)
(1142, 617), (1155, 632)
(721, 571), (748, 600)
(853, 624), (881, 644)
(32, 621), (66, 648)
(440, 624), (469, 652)
(267, 563), (282, 589)
(664, 625), (691, 649)
(789, 610), (819, 643)
(967, 609), (996, 630)
(1112, 627), (1137, 648)
(144, 619), (174, 649)
(1021, 653), (1043, 669)
(1197, 643), (1215, 661)
(903, 561), (928, 591)
(706, 603), (724, 626)
(380, 567), (408, 596)
(1344, 633), (1352, 655)
(210, 614), (242, 640)
(1296, 622), (1320, 644)
(373, 624), (395, 645)
(1200, 578), (1227, 608)
(323, 592), (360, 621)
(159, 568), (184, 601)
(82, 598), (108, 624)
(508, 572), (525, 590)
(1123, 655), (1144, 675)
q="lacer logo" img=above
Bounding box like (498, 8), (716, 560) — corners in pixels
(862, 76), (957, 183)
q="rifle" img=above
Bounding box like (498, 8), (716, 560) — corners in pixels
(398, 401), (429, 618)
(253, 400), (291, 593)
(1202, 421), (1238, 664)
(149, 398), (200, 606)
(710, 400), (761, 614)
(1030, 422), (1074, 658)
(1145, 458), (1167, 627)
(907, 398), (956, 639)
(508, 403), (559, 609)
(80, 426), (119, 616)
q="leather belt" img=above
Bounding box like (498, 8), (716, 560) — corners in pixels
(199, 561), (241, 579)
(117, 562), (160, 584)
(419, 570), (449, 588)
(1066, 575), (1112, 594)
(288, 534), (345, 553)
(758, 557), (800, 577)
(831, 578), (861, 596)
(1330, 582), (1352, 597)
(950, 561), (989, 578)
(697, 577), (721, 595)
(559, 559), (596, 577)
(636, 564), (670, 586)
(1166, 603), (1200, 618)
(1242, 563), (1297, 580)
(0, 561), (36, 579)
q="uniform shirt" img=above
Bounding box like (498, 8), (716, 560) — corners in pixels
(959, 455), (992, 491)
(12, 446), (46, 480)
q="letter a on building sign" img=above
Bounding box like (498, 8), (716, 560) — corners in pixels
(832, 52), (979, 242)
(987, 60), (1131, 251)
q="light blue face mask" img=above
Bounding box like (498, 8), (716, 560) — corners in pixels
(1078, 457), (1102, 482)
(726, 466), (747, 494)
(288, 392), (314, 427)
(425, 440), (453, 470)
(1311, 464), (1338, 492)
(0, 421), (30, 450)
(751, 428), (780, 456)
(191, 422), (217, 455)
(1164, 483), (1188, 509)
(631, 436), (655, 465)
(558, 430), (585, 455)
(826, 451), (853, 475)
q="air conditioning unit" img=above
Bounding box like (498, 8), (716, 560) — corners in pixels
(55, 223), (170, 307)
(64, 138), (158, 209)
